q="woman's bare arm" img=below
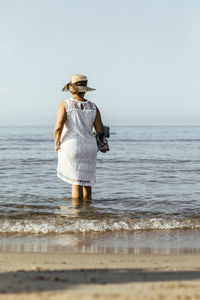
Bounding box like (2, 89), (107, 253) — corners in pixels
(54, 101), (67, 152)
(94, 106), (104, 135)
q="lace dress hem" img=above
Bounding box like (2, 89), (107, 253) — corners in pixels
(57, 172), (96, 186)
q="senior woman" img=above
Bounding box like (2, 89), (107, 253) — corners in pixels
(54, 74), (105, 200)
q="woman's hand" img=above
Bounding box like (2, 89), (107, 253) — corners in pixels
(55, 145), (60, 153)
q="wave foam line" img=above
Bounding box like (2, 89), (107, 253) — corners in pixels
(0, 217), (200, 234)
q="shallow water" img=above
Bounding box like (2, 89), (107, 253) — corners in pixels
(0, 125), (200, 238)
(1, 230), (200, 255)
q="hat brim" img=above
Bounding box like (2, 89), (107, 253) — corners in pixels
(62, 83), (95, 92)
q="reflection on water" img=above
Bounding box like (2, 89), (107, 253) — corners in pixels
(0, 230), (200, 255)
(59, 199), (98, 218)
(71, 198), (92, 209)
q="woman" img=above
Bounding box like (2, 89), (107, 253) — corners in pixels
(54, 74), (105, 200)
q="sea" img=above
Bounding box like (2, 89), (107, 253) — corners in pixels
(0, 125), (200, 254)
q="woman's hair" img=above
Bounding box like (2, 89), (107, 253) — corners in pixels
(72, 91), (85, 96)
(70, 81), (86, 96)
(69, 83), (79, 94)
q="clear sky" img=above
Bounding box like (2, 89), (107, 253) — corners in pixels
(0, 0), (200, 126)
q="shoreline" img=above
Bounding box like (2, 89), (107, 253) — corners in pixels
(0, 253), (200, 299)
(0, 229), (200, 255)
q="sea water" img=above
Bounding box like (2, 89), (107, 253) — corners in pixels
(0, 125), (200, 254)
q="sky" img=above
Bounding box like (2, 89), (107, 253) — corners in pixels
(0, 0), (200, 126)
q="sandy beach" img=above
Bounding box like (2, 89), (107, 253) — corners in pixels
(0, 253), (200, 299)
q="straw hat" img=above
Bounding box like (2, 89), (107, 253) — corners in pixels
(62, 74), (95, 93)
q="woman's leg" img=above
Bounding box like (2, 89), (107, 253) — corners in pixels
(82, 186), (92, 200)
(72, 185), (83, 199)
(72, 198), (83, 208)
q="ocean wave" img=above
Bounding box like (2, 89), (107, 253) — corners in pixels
(0, 217), (200, 234)
(97, 158), (198, 164)
(112, 139), (200, 143)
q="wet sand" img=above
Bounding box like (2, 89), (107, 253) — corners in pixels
(0, 253), (200, 299)
(1, 230), (200, 255)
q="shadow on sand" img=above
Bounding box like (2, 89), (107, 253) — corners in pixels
(0, 268), (200, 293)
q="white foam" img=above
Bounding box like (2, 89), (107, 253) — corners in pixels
(0, 217), (200, 234)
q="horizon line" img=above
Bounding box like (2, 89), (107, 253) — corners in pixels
(1, 124), (200, 127)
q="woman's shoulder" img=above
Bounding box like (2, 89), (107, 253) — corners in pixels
(86, 99), (96, 107)
(58, 100), (69, 113)
(60, 100), (66, 105)
(87, 100), (96, 110)
(62, 98), (73, 108)
(57, 100), (66, 108)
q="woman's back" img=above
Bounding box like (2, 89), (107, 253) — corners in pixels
(57, 97), (98, 186)
(60, 97), (97, 143)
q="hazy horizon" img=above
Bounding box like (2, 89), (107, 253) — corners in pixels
(1, 0), (200, 126)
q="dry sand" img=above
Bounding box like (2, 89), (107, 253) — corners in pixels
(0, 253), (200, 299)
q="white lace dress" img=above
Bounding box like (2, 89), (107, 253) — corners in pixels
(57, 97), (98, 186)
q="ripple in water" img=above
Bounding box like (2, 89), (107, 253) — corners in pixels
(1, 125), (200, 235)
